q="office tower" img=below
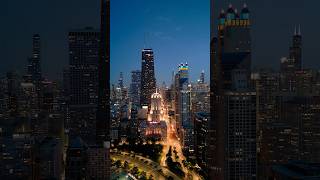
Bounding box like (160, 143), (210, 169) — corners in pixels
(178, 64), (191, 128)
(118, 72), (124, 88)
(129, 106), (139, 138)
(199, 70), (205, 84)
(139, 92), (167, 140)
(148, 92), (164, 123)
(68, 28), (100, 144)
(95, 0), (111, 179)
(192, 75), (210, 113)
(224, 92), (257, 179)
(280, 27), (303, 93)
(96, 0), (110, 146)
(130, 70), (141, 108)
(209, 4), (256, 179)
(174, 71), (181, 135)
(140, 49), (156, 108)
(290, 26), (302, 70)
(27, 34), (42, 87)
(175, 63), (194, 155)
(280, 57), (296, 92)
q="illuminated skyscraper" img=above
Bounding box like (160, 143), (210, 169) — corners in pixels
(199, 70), (205, 84)
(140, 49), (156, 108)
(175, 63), (194, 155)
(130, 70), (141, 108)
(139, 91), (167, 140)
(118, 72), (124, 89)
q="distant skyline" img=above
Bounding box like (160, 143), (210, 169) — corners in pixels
(2, 0), (320, 82)
(110, 0), (210, 86)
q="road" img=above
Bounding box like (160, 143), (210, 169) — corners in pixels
(161, 99), (203, 180)
(111, 151), (182, 180)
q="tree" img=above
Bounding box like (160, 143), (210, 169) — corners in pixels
(115, 160), (122, 168)
(131, 166), (139, 175)
(124, 161), (129, 170)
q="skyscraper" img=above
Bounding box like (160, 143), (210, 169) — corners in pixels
(140, 49), (156, 108)
(290, 26), (302, 70)
(27, 34), (42, 110)
(118, 72), (124, 89)
(96, 0), (110, 145)
(209, 4), (256, 179)
(199, 70), (205, 84)
(27, 34), (42, 86)
(175, 63), (194, 156)
(130, 70), (141, 108)
(280, 27), (303, 93)
(67, 28), (100, 144)
(96, 0), (110, 178)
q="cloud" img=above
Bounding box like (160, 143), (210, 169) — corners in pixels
(153, 31), (173, 40)
(156, 16), (172, 23)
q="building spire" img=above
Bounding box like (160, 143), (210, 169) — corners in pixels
(298, 24), (301, 36)
(294, 25), (297, 36)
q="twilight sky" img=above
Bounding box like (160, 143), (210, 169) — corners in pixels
(111, 0), (210, 86)
(2, 0), (320, 84)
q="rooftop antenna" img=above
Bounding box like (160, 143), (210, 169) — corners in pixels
(144, 33), (147, 49)
(144, 32), (151, 49)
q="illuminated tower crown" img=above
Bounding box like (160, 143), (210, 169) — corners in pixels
(148, 91), (164, 122)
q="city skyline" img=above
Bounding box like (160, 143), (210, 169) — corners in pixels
(111, 0), (210, 85)
(2, 1), (320, 179)
(3, 0), (320, 82)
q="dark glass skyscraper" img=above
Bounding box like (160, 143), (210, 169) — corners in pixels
(27, 34), (42, 86)
(68, 28), (100, 144)
(289, 26), (302, 70)
(280, 27), (303, 92)
(96, 0), (110, 145)
(140, 49), (156, 108)
(209, 4), (256, 179)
